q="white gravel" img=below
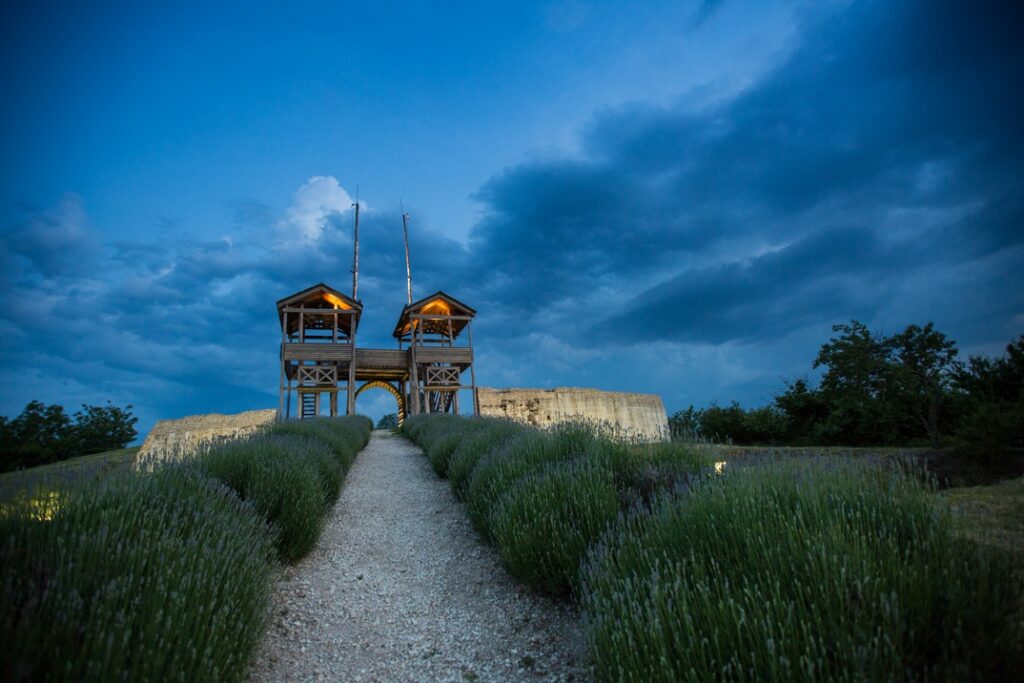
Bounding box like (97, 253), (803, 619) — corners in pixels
(250, 430), (589, 682)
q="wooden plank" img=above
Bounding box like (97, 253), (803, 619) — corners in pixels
(283, 344), (354, 361)
(354, 348), (409, 367)
(415, 347), (472, 364)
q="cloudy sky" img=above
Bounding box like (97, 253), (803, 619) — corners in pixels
(1, 0), (1021, 433)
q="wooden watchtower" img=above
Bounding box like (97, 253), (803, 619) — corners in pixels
(394, 291), (478, 416)
(277, 285), (477, 421)
(277, 283), (362, 419)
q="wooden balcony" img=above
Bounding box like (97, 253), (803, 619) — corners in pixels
(282, 342), (353, 362)
(414, 347), (473, 365)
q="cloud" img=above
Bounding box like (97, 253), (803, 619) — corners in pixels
(281, 176), (354, 243)
(0, 193), (97, 280)
(455, 0), (1024, 352)
(3, 0), (1023, 430)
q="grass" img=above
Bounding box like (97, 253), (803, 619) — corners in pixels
(583, 459), (1022, 681)
(1, 415), (372, 682)
(942, 476), (1024, 559)
(1, 466), (274, 682)
(404, 415), (710, 597)
(404, 414), (1024, 681)
(0, 446), (139, 504)
(490, 457), (620, 596)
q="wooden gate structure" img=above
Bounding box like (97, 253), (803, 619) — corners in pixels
(277, 283), (478, 420)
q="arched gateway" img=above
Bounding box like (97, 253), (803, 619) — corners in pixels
(354, 380), (406, 425)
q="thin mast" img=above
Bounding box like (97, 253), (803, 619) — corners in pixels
(401, 200), (413, 304)
(351, 188), (360, 300)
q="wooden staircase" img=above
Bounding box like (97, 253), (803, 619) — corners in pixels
(301, 392), (317, 419)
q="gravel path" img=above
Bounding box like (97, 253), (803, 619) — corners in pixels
(250, 430), (588, 682)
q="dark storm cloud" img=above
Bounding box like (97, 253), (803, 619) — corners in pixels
(598, 227), (900, 344)
(462, 0), (1024, 344)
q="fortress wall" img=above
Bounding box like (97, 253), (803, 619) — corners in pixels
(477, 387), (670, 442)
(135, 409), (277, 469)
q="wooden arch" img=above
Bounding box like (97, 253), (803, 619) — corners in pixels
(354, 380), (406, 425)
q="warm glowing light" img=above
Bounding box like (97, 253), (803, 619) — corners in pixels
(2, 489), (64, 522)
(399, 298), (454, 336)
(322, 293), (352, 310)
(421, 299), (451, 315)
(714, 461), (727, 474)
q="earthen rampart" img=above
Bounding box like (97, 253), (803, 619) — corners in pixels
(478, 387), (669, 442)
(134, 409), (277, 469)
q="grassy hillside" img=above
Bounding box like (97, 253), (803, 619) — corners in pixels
(0, 447), (139, 504)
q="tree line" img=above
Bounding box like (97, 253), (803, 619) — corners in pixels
(670, 322), (1023, 457)
(0, 401), (138, 473)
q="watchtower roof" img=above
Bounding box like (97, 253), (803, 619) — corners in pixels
(393, 290), (476, 339)
(277, 283), (362, 336)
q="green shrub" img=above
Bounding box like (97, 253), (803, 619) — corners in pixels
(0, 467), (274, 683)
(402, 413), (460, 449)
(581, 459), (1023, 682)
(464, 422), (604, 539)
(0, 415), (373, 682)
(614, 440), (711, 507)
(269, 433), (344, 504)
(194, 435), (327, 563)
(268, 420), (353, 472)
(447, 419), (524, 498)
(426, 428), (470, 477)
(491, 457), (620, 597)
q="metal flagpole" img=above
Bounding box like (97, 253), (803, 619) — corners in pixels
(351, 188), (360, 300)
(401, 200), (413, 304)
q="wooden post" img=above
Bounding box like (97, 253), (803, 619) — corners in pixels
(278, 360), (286, 419)
(347, 320), (357, 415)
(347, 362), (356, 415)
(330, 391), (338, 417)
(468, 321), (479, 416)
(409, 317), (421, 415)
(299, 311), (305, 343)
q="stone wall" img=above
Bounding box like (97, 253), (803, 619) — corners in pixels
(477, 387), (670, 442)
(135, 409), (277, 469)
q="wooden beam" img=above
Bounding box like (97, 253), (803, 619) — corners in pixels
(408, 314), (473, 321)
(282, 307), (358, 316)
(468, 321), (479, 416)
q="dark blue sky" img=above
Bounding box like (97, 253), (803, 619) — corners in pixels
(1, 0), (1022, 432)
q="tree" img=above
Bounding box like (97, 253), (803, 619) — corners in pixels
(813, 321), (894, 445)
(376, 413), (399, 430)
(1, 400), (73, 470)
(668, 406), (702, 441)
(951, 335), (1024, 459)
(885, 323), (960, 448)
(0, 400), (138, 473)
(71, 403), (138, 454)
(774, 378), (829, 443)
